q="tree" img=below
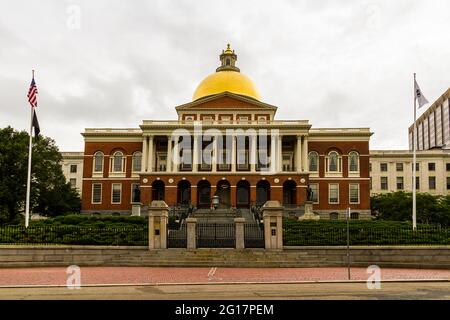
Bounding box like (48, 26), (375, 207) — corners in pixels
(371, 191), (450, 226)
(0, 126), (80, 223)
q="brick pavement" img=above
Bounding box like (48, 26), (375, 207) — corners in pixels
(0, 267), (449, 287)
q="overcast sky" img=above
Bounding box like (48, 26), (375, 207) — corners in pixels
(1, 0), (449, 151)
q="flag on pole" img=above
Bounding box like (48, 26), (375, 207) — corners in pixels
(27, 75), (40, 137)
(414, 79), (429, 108)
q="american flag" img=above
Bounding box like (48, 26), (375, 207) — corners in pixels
(27, 77), (38, 107)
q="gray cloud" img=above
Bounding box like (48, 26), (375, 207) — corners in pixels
(0, 0), (449, 151)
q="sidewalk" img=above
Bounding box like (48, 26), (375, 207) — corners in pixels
(1, 267), (449, 287)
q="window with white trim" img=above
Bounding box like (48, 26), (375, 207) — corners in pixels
(328, 183), (339, 204)
(92, 183), (102, 204)
(110, 151), (125, 173)
(131, 183), (141, 203)
(310, 183), (319, 203)
(349, 183), (360, 204)
(348, 151), (359, 173)
(93, 151), (104, 173)
(326, 151), (342, 173)
(308, 151), (319, 172)
(112, 183), (122, 204)
(132, 151), (142, 172)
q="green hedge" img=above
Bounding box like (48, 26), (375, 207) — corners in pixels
(283, 219), (450, 246)
(0, 225), (147, 246)
(31, 214), (147, 228)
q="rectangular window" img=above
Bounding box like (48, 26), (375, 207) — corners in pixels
(131, 183), (141, 203)
(70, 165), (77, 173)
(310, 184), (319, 203)
(396, 177), (404, 190)
(428, 177), (436, 190)
(328, 184), (339, 204)
(415, 177), (420, 190)
(380, 177), (388, 190)
(447, 177), (450, 190)
(396, 163), (403, 172)
(92, 184), (102, 204)
(380, 163), (388, 172)
(349, 184), (359, 204)
(70, 178), (77, 188)
(412, 162), (419, 171)
(447, 163), (450, 171)
(112, 183), (122, 204)
(428, 163), (436, 171)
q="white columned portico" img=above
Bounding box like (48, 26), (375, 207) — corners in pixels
(302, 136), (308, 172)
(296, 135), (302, 173)
(166, 135), (172, 172)
(142, 135), (148, 172)
(277, 135), (282, 172)
(148, 135), (154, 172)
(193, 135), (199, 172)
(231, 135), (236, 172)
(270, 134), (277, 173)
(250, 134), (257, 172)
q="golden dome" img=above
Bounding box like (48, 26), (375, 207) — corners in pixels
(192, 70), (261, 101)
(192, 44), (261, 101)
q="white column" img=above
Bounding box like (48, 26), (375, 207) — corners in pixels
(142, 136), (148, 172)
(250, 134), (257, 172)
(296, 135), (302, 173)
(148, 135), (154, 172)
(166, 135), (172, 172)
(302, 136), (308, 172)
(212, 135), (217, 172)
(173, 135), (179, 173)
(231, 135), (236, 172)
(278, 135), (283, 172)
(270, 134), (277, 173)
(193, 135), (198, 172)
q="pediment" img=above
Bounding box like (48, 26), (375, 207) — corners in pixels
(175, 92), (277, 111)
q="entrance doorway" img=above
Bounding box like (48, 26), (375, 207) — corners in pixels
(256, 180), (270, 206)
(215, 180), (231, 208)
(197, 180), (211, 208)
(283, 180), (297, 206)
(236, 180), (250, 208)
(152, 180), (165, 201)
(177, 180), (191, 205)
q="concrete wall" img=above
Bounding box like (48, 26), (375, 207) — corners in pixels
(1, 245), (449, 269)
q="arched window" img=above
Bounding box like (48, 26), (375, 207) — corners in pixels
(326, 151), (341, 173)
(330, 212), (339, 220)
(93, 151), (104, 173)
(132, 151), (142, 172)
(111, 151), (125, 172)
(348, 151), (359, 172)
(308, 152), (319, 172)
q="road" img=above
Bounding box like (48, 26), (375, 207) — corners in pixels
(0, 281), (449, 299)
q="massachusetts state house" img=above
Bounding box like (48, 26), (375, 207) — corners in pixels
(81, 45), (372, 219)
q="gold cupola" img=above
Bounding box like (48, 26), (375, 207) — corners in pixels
(192, 44), (261, 101)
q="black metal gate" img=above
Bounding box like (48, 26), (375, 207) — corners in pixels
(244, 223), (265, 248)
(167, 226), (187, 248)
(197, 223), (235, 248)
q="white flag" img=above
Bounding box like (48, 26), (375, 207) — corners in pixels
(414, 79), (429, 108)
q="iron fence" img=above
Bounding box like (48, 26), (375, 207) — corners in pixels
(283, 224), (450, 246)
(0, 226), (148, 246)
(244, 223), (265, 248)
(167, 226), (187, 248)
(197, 223), (235, 248)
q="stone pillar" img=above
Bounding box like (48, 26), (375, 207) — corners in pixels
(186, 218), (197, 250)
(193, 135), (199, 172)
(131, 204), (141, 216)
(250, 134), (257, 172)
(231, 135), (236, 172)
(234, 217), (245, 249)
(296, 135), (302, 173)
(270, 134), (277, 173)
(166, 135), (172, 172)
(302, 136), (308, 172)
(148, 200), (169, 250)
(231, 185), (237, 208)
(148, 135), (154, 172)
(142, 136), (148, 172)
(277, 135), (283, 172)
(262, 200), (284, 250)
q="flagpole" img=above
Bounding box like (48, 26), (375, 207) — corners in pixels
(412, 73), (417, 231)
(25, 70), (34, 228)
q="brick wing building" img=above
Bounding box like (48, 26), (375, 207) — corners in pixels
(81, 45), (372, 219)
